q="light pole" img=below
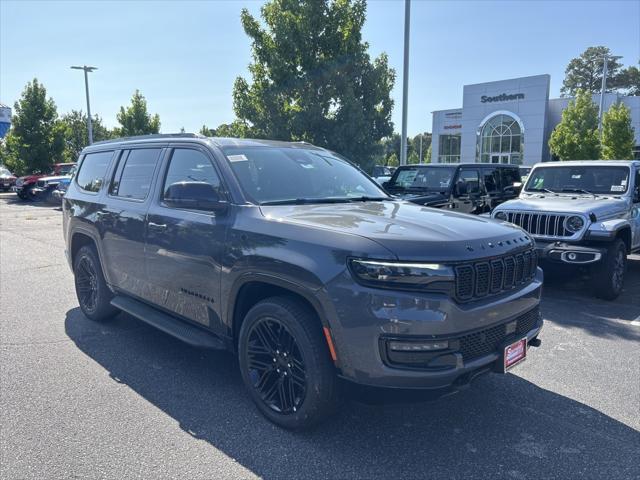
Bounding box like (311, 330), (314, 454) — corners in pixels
(598, 55), (621, 137)
(400, 0), (411, 166)
(71, 65), (97, 144)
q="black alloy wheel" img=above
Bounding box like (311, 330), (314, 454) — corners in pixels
(76, 255), (99, 314)
(594, 238), (627, 300)
(238, 297), (339, 429)
(73, 245), (118, 321)
(246, 317), (307, 414)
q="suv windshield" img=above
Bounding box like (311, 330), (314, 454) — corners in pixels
(223, 146), (388, 204)
(525, 165), (630, 195)
(387, 166), (456, 191)
(0, 167), (11, 176)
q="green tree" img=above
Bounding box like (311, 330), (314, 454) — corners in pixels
(412, 132), (431, 162)
(601, 102), (635, 160)
(424, 143), (432, 164)
(199, 124), (213, 136)
(115, 90), (161, 136)
(618, 63), (640, 96)
(4, 79), (65, 174)
(549, 89), (601, 160)
(199, 121), (251, 138)
(385, 152), (398, 167)
(561, 46), (624, 97)
(233, 0), (395, 170)
(60, 110), (112, 162)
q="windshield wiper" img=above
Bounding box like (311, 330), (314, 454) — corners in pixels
(527, 188), (557, 194)
(260, 198), (356, 206)
(345, 196), (390, 202)
(561, 188), (596, 197)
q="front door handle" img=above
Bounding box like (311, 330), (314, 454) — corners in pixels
(148, 222), (167, 230)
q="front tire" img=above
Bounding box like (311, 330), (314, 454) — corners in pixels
(593, 239), (627, 300)
(73, 245), (118, 321)
(238, 296), (339, 430)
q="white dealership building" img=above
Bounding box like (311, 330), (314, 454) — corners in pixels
(430, 74), (640, 166)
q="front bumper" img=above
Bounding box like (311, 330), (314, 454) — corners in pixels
(535, 241), (606, 265)
(323, 268), (543, 390)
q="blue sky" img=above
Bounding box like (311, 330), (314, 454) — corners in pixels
(1, 0), (638, 136)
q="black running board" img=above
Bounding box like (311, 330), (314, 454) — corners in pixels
(111, 295), (226, 349)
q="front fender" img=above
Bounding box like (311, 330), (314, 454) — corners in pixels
(587, 218), (630, 240)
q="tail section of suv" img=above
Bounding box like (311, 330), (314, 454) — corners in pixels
(63, 134), (543, 429)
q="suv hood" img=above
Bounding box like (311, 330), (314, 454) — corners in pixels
(261, 201), (532, 262)
(496, 194), (629, 219)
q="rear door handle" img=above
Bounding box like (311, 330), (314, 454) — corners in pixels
(148, 222), (167, 229)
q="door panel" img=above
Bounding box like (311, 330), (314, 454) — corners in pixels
(98, 148), (162, 299)
(144, 147), (228, 334)
(632, 169), (640, 249)
(453, 168), (483, 214)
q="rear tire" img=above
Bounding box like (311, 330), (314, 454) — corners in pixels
(238, 296), (339, 430)
(593, 239), (626, 300)
(73, 245), (118, 321)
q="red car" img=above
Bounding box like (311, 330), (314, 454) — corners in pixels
(13, 163), (75, 200)
(0, 166), (16, 191)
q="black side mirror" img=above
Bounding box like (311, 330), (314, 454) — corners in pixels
(164, 181), (227, 212)
(382, 181), (390, 189)
(634, 187), (640, 203)
(455, 181), (467, 196)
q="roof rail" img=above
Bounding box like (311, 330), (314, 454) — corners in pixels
(91, 133), (205, 146)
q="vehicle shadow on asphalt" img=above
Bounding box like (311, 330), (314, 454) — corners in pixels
(540, 256), (640, 341)
(65, 308), (639, 480)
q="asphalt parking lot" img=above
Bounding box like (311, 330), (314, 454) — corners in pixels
(1, 192), (639, 480)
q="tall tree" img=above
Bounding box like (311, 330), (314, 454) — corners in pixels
(549, 89), (600, 160)
(233, 0), (395, 170)
(601, 102), (635, 160)
(60, 110), (112, 162)
(618, 63), (640, 96)
(115, 90), (161, 136)
(4, 79), (65, 174)
(561, 46), (624, 97)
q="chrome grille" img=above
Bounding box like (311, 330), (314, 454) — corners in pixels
(454, 249), (537, 302)
(504, 211), (572, 238)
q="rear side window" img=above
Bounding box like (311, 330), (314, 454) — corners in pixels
(110, 148), (161, 200)
(500, 168), (521, 188)
(482, 168), (500, 193)
(76, 151), (113, 192)
(458, 169), (480, 194)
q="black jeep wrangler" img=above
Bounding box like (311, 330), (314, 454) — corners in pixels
(383, 163), (522, 214)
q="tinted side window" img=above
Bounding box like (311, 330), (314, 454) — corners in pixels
(162, 149), (221, 199)
(76, 151), (113, 192)
(482, 168), (500, 193)
(111, 148), (161, 200)
(500, 168), (520, 188)
(458, 169), (480, 194)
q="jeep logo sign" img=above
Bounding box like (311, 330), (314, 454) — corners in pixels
(481, 93), (525, 103)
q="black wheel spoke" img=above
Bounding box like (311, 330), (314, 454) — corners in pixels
(246, 316), (307, 415)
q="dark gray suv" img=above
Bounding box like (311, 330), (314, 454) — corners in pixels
(63, 134), (543, 429)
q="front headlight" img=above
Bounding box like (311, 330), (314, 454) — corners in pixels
(564, 215), (584, 233)
(348, 259), (454, 291)
(494, 211), (508, 221)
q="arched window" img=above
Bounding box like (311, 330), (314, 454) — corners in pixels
(477, 113), (523, 164)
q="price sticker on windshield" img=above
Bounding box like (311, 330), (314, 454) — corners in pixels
(611, 185), (625, 192)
